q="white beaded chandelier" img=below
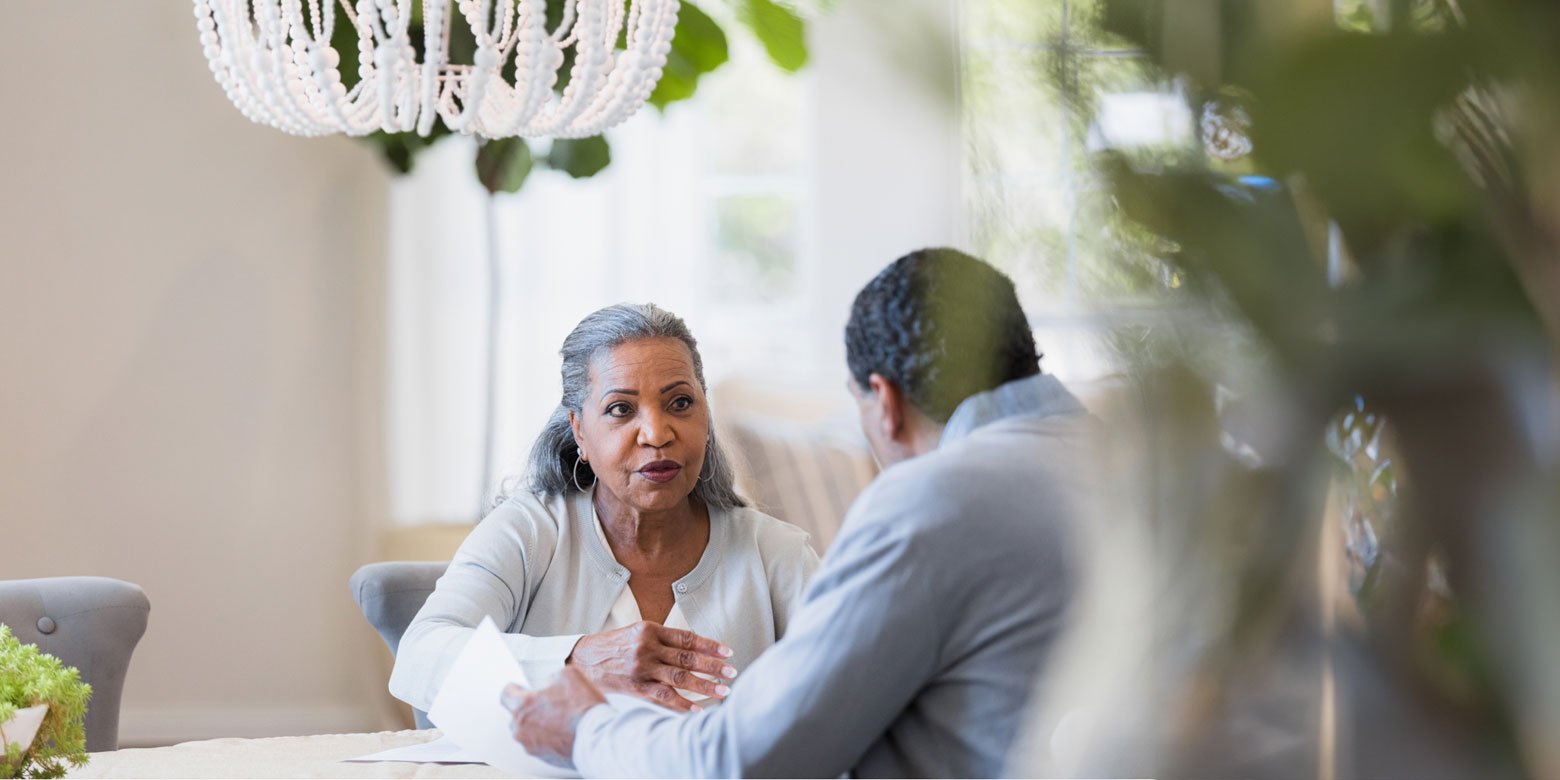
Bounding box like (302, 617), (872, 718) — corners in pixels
(194, 0), (680, 139)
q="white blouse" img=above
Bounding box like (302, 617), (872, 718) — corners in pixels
(593, 510), (712, 704)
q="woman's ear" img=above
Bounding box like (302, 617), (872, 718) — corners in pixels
(568, 410), (586, 460)
(867, 372), (905, 442)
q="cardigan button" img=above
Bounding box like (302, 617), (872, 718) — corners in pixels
(36, 616), (56, 635)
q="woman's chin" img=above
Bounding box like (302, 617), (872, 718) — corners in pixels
(616, 481), (696, 512)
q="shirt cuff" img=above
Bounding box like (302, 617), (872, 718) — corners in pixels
(570, 703), (618, 775)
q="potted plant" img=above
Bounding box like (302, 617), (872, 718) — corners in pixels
(0, 626), (90, 779)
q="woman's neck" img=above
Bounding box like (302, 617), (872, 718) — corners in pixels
(592, 490), (706, 560)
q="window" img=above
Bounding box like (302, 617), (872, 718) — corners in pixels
(958, 0), (1190, 380)
(387, 25), (813, 525)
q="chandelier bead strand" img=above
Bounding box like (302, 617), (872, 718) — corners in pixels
(195, 0), (679, 139)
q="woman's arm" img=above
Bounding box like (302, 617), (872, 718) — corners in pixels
(761, 520), (822, 639)
(388, 497), (737, 713)
(388, 500), (578, 712)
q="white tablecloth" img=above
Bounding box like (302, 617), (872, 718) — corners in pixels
(68, 730), (518, 779)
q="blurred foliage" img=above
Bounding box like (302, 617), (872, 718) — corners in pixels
(1325, 397), (1396, 600)
(328, 0), (813, 192)
(1067, 0), (1560, 774)
(712, 194), (799, 300)
(475, 136), (535, 194)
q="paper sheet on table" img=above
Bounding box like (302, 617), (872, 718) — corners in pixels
(426, 616), (580, 778)
(343, 734), (484, 764)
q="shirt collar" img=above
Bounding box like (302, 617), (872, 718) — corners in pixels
(939, 373), (1088, 447)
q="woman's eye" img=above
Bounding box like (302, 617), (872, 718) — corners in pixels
(607, 402), (633, 417)
(670, 396), (693, 412)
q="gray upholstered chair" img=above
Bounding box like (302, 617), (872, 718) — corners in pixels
(0, 577), (150, 752)
(349, 561), (447, 729)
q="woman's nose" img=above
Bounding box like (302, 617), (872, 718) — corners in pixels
(637, 410), (674, 448)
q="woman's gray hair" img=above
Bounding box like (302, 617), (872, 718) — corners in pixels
(511, 303), (746, 509)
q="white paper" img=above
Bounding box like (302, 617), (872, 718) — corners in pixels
(426, 616), (580, 779)
(344, 735), (485, 764)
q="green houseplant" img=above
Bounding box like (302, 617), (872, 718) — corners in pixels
(1006, 0), (1560, 777)
(0, 626), (90, 779)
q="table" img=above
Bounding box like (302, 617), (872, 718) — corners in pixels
(68, 730), (517, 779)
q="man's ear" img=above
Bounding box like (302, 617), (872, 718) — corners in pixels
(867, 372), (905, 442)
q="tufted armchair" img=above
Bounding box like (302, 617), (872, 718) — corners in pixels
(0, 577), (150, 752)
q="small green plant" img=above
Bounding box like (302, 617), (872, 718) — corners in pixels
(0, 626), (90, 779)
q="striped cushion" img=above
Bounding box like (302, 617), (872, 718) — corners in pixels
(720, 414), (877, 554)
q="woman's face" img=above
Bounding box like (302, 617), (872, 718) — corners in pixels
(569, 337), (710, 516)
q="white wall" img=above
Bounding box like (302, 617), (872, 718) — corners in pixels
(0, 4), (394, 743)
(804, 0), (965, 380)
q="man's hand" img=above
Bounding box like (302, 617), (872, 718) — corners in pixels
(567, 621), (736, 711)
(501, 666), (606, 768)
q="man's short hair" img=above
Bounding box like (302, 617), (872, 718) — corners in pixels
(845, 248), (1042, 423)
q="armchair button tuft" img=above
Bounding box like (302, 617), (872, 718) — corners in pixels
(36, 616), (56, 634)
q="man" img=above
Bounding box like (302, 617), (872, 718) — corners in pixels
(503, 248), (1096, 777)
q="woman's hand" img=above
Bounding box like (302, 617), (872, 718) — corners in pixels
(566, 621), (737, 711)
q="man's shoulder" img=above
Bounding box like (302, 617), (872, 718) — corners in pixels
(854, 411), (1096, 532)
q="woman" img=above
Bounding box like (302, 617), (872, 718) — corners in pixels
(390, 303), (818, 713)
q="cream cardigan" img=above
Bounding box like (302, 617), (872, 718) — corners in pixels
(388, 488), (819, 712)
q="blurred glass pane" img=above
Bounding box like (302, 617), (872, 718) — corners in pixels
(968, 178), (1073, 303)
(712, 194), (799, 302)
(1334, 0), (1449, 33)
(1335, 0), (1378, 31)
(962, 3), (1177, 305)
(1079, 53), (1158, 97)
(698, 37), (805, 176)
(1072, 185), (1179, 300)
(1067, 0), (1146, 51)
(962, 0), (1062, 47)
(964, 49), (1068, 181)
(1072, 55), (1168, 165)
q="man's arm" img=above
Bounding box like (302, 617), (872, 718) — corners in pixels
(570, 493), (948, 778)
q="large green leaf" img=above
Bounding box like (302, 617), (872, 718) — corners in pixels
(367, 129), (447, 174)
(738, 0), (808, 72)
(546, 135), (613, 179)
(1105, 157), (1329, 365)
(649, 2), (730, 109)
(475, 138), (534, 194)
(1247, 31), (1476, 252)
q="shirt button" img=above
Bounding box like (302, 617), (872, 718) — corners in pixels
(675, 584), (688, 593)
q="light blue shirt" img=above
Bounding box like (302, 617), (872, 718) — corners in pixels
(571, 374), (1096, 777)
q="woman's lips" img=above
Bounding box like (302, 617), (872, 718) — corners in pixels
(639, 461), (682, 483)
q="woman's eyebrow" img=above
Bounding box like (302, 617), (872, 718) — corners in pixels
(600, 387), (639, 399)
(660, 380), (691, 393)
